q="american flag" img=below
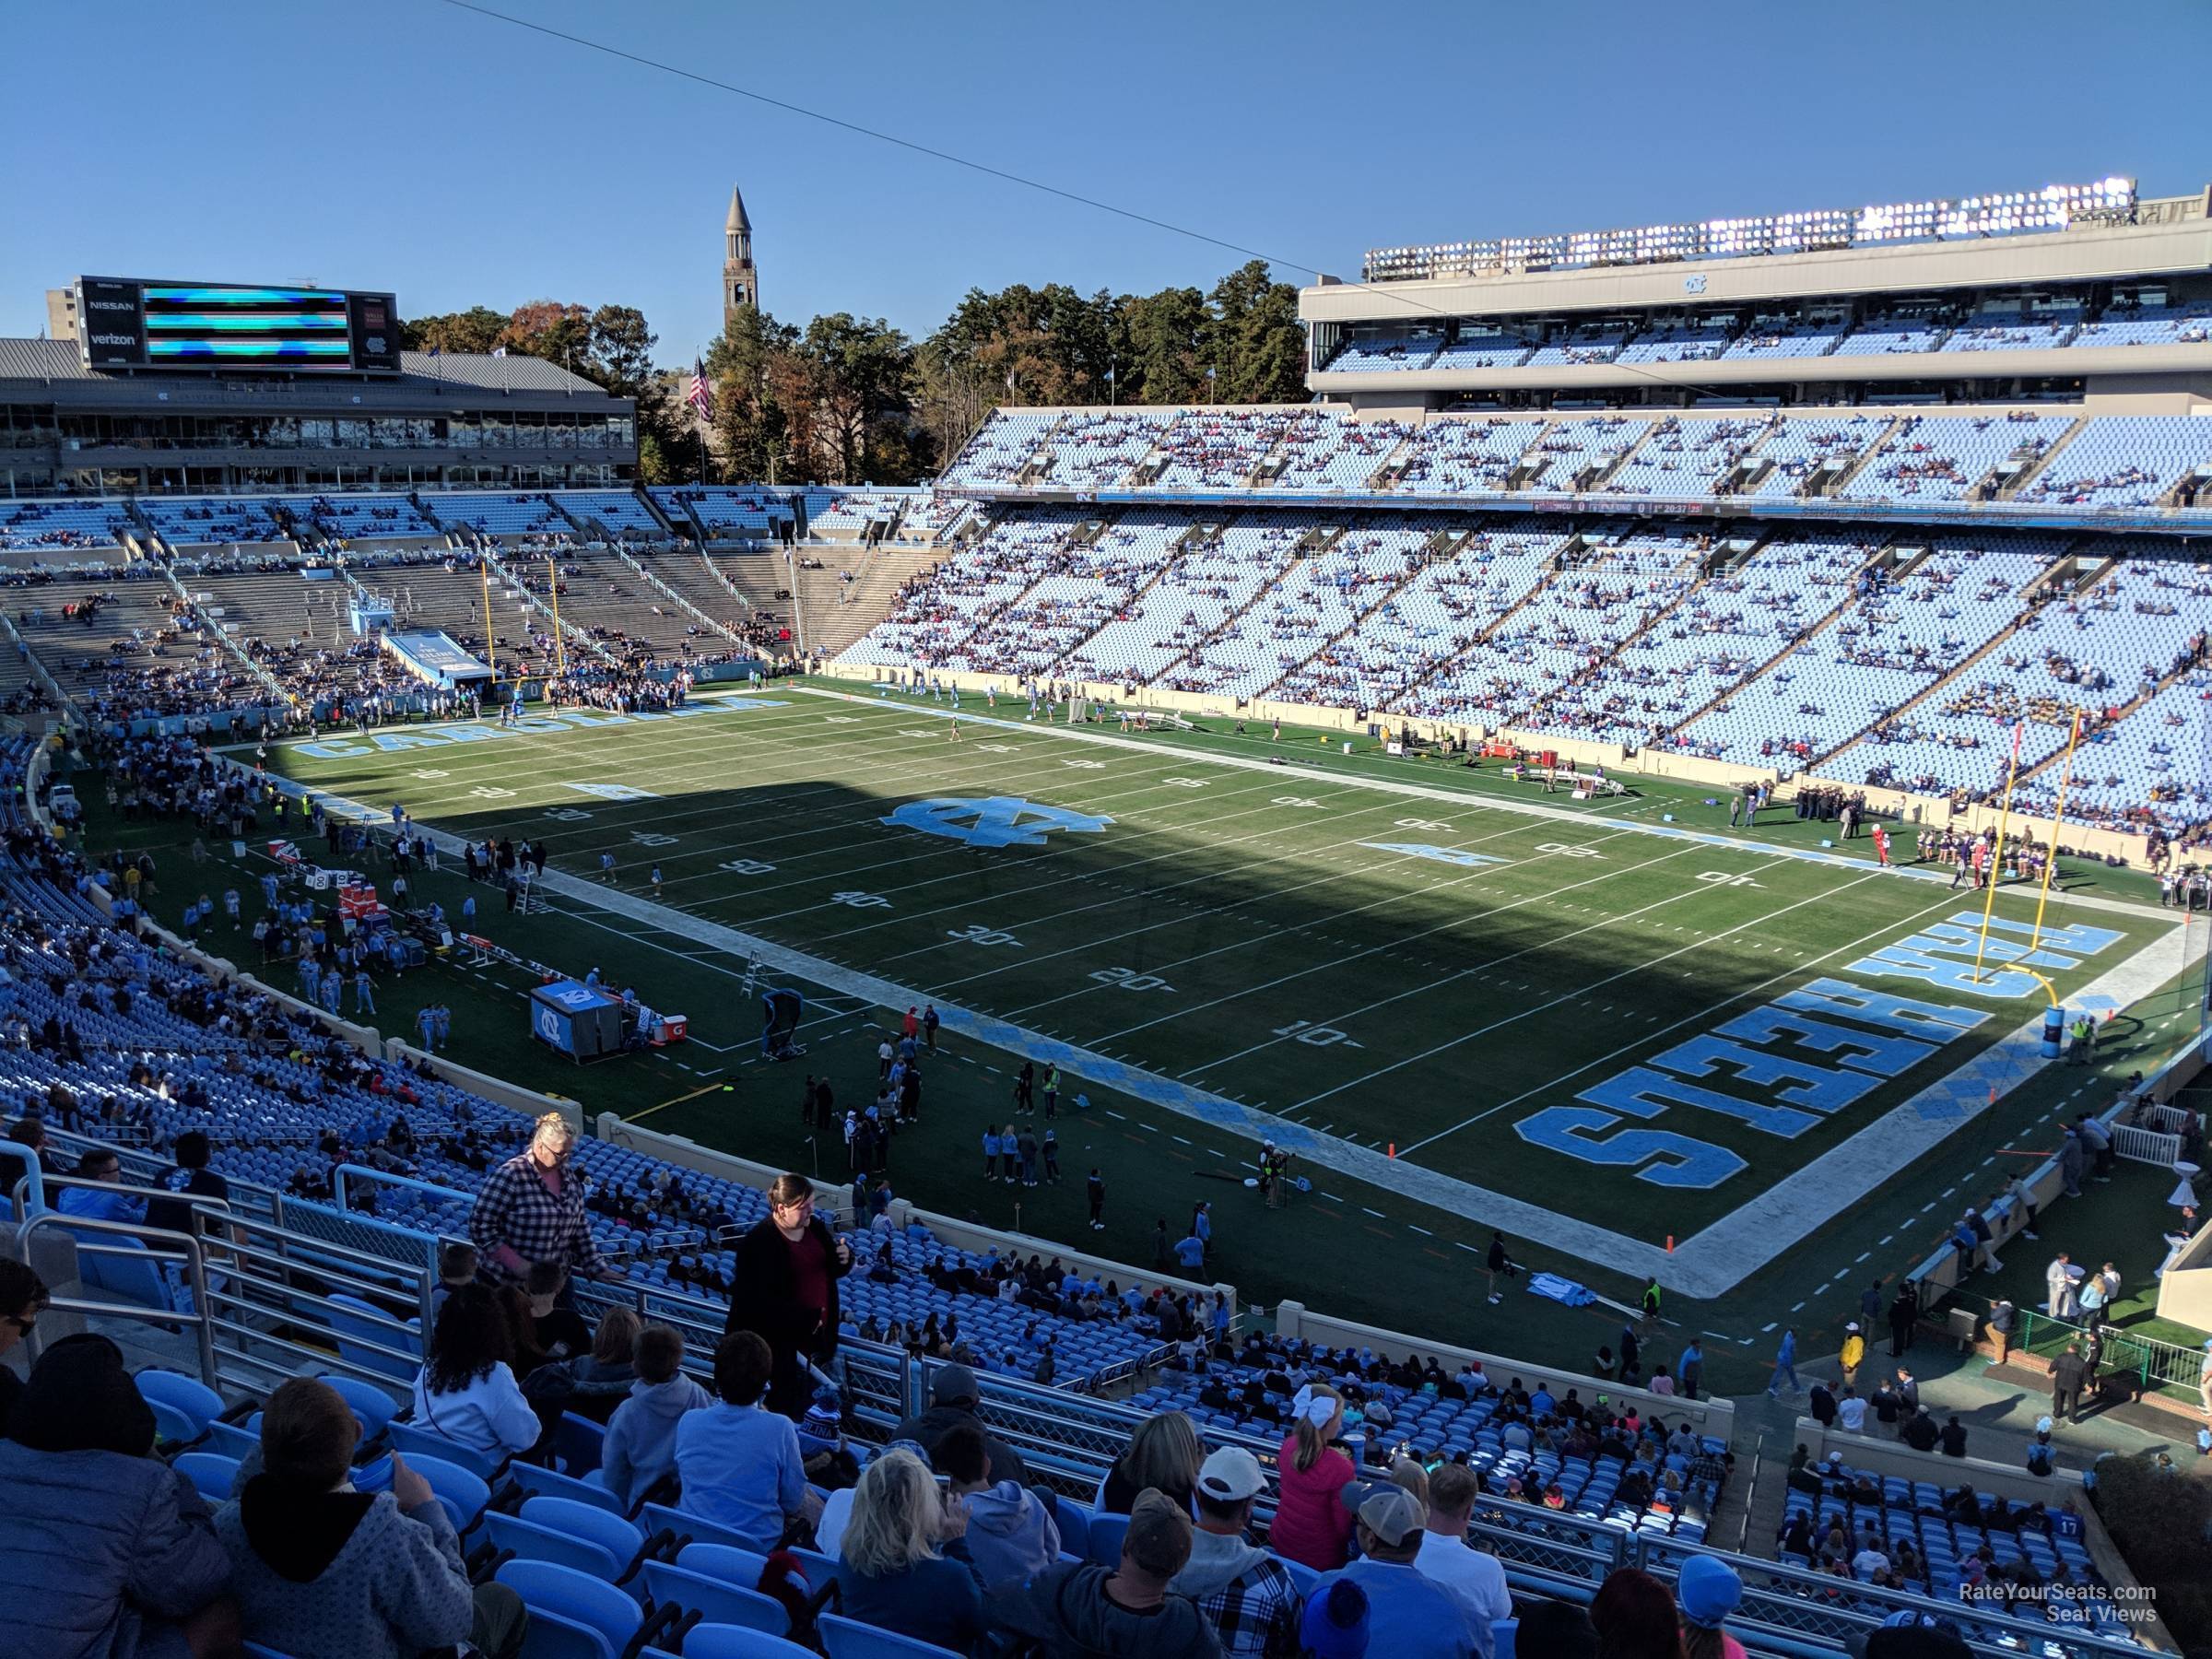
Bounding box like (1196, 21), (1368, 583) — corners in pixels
(688, 359), (715, 422)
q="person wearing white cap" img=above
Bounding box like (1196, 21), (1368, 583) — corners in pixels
(1314, 1487), (1480, 1659)
(1840, 1323), (1865, 1389)
(1171, 1447), (1302, 1657)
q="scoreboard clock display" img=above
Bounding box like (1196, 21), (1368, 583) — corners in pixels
(75, 277), (402, 374)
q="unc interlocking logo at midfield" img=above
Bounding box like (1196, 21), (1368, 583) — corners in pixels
(883, 796), (1113, 849)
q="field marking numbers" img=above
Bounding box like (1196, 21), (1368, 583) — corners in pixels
(410, 768), (450, 779)
(1272, 796), (1324, 809)
(544, 806), (594, 823)
(1091, 967), (1174, 993)
(1696, 870), (1763, 888)
(1535, 841), (1604, 859)
(1161, 777), (1208, 789)
(1062, 759), (1106, 770)
(947, 923), (1021, 947)
(718, 858), (776, 876)
(1272, 1019), (1362, 1050)
(629, 831), (679, 848)
(468, 785), (517, 799)
(830, 889), (892, 910)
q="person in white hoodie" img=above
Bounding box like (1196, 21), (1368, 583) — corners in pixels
(936, 1420), (1060, 1591)
(602, 1324), (712, 1510)
(409, 1282), (541, 1459)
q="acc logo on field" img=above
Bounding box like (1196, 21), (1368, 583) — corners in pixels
(1358, 841), (1505, 869)
(884, 796), (1113, 849)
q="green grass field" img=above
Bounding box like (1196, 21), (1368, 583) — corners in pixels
(86, 683), (2207, 1391)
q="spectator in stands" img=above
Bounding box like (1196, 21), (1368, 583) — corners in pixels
(890, 1360), (1032, 1487)
(936, 1420), (1060, 1590)
(1270, 1384), (1361, 1571)
(726, 1171), (852, 1417)
(1938, 1414), (1969, 1458)
(1414, 1463), (1512, 1653)
(674, 1330), (818, 1549)
(1102, 1409), (1206, 1516)
(145, 1128), (228, 1241)
(1170, 1445), (1302, 1658)
(987, 1487), (1219, 1658)
(0, 1256), (49, 1435)
(1295, 1579), (1370, 1658)
(1674, 1555), (1747, 1659)
(218, 1376), (527, 1659)
(55, 1144), (145, 1225)
(0, 1113), (50, 1210)
(524, 1303), (641, 1435)
(601, 1324), (712, 1511)
(1591, 1567), (1686, 1659)
(1515, 1599), (1599, 1659)
(467, 1111), (613, 1290)
(409, 1281), (540, 1459)
(837, 1445), (987, 1653)
(1317, 1488), (1477, 1658)
(429, 1241), (477, 1326)
(0, 1334), (238, 1658)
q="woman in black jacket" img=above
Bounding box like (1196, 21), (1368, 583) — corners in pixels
(724, 1172), (852, 1417)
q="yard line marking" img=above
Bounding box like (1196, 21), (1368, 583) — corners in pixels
(1408, 1224), (1433, 1236)
(1791, 1301), (1806, 1313)
(1760, 1323), (1778, 1334)
(1362, 1207), (1387, 1218)
(1855, 1252), (1871, 1264)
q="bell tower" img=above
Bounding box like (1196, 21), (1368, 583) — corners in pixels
(723, 185), (757, 332)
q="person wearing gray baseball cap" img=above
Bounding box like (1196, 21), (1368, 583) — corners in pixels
(889, 1360), (1030, 1488)
(1312, 1487), (1483, 1659)
(1170, 1448), (1302, 1656)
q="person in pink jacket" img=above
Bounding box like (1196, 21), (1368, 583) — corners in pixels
(1266, 1384), (1360, 1571)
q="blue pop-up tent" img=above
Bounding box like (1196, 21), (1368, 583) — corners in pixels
(530, 979), (624, 1061)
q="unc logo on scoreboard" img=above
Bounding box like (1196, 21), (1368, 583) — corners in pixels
(882, 796), (1113, 850)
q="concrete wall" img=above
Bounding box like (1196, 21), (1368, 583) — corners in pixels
(1274, 1296), (1736, 1444)
(1790, 1416), (2069, 1505)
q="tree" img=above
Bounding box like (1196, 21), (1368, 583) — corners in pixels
(803, 313), (919, 485)
(404, 305), (506, 355)
(1204, 260), (1307, 404)
(500, 300), (593, 373)
(585, 304), (658, 395)
(1119, 285), (1207, 405)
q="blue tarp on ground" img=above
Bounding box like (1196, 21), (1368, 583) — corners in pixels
(1527, 1272), (1596, 1307)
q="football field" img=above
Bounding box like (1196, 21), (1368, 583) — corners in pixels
(241, 682), (2196, 1325)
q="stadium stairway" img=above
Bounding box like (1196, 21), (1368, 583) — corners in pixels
(604, 543), (746, 648)
(794, 546), (932, 661)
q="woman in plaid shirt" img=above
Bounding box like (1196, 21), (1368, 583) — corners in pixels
(469, 1114), (617, 1288)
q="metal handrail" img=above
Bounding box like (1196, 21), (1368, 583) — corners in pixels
(15, 1209), (217, 1388)
(1632, 1532), (2149, 1659)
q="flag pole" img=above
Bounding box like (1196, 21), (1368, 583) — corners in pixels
(1970, 722), (2025, 993)
(2026, 710), (2083, 956)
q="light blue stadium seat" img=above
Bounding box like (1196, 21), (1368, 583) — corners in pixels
(680, 1626), (819, 1659)
(173, 1451), (242, 1500)
(136, 1370), (226, 1440)
(388, 1420), (503, 1481)
(1085, 1511), (1130, 1567)
(405, 1452), (492, 1537)
(317, 1373), (399, 1441)
(512, 1459), (629, 1516)
(642, 1500), (771, 1555)
(500, 1559), (649, 1659)
(639, 1558), (789, 1636)
(819, 1613), (968, 1659)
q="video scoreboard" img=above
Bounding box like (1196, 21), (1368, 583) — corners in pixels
(74, 277), (403, 374)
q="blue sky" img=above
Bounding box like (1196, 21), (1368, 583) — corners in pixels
(3, 0), (2205, 365)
